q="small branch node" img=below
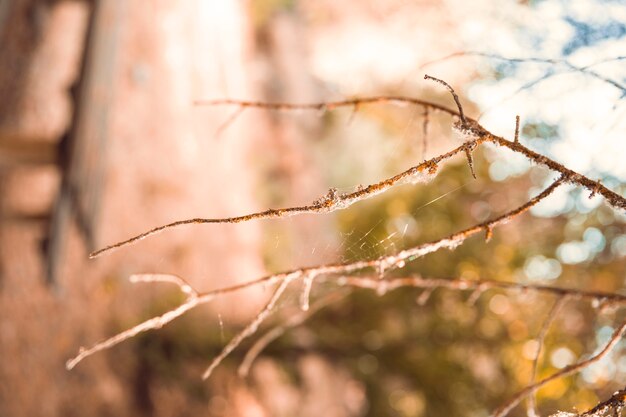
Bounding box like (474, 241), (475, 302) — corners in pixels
(425, 160), (439, 175)
(464, 142), (478, 179)
(589, 180), (602, 199)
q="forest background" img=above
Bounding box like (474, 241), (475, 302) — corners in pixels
(0, 1), (625, 416)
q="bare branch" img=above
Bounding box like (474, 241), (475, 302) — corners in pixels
(420, 51), (626, 94)
(195, 96), (462, 118)
(491, 321), (626, 417)
(486, 135), (626, 210)
(89, 142), (467, 258)
(299, 273), (316, 312)
(333, 275), (626, 307)
(66, 294), (204, 370)
(130, 273), (198, 297)
(202, 277), (293, 379)
(424, 74), (467, 124)
(238, 290), (349, 378)
(195, 95), (626, 210)
(69, 177), (565, 371)
(71, 84), (626, 391)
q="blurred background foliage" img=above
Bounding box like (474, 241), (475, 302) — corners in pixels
(1, 0), (625, 416)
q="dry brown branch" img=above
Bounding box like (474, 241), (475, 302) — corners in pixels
(486, 136), (625, 210)
(70, 81), (626, 413)
(89, 105), (624, 259)
(194, 96), (462, 118)
(95, 87), (626, 261)
(69, 178), (564, 371)
(420, 51), (626, 94)
(66, 269), (626, 374)
(491, 322), (626, 417)
(194, 96), (625, 209)
(89, 143), (465, 258)
(65, 271), (300, 372)
(332, 276), (626, 307)
(424, 73), (467, 124)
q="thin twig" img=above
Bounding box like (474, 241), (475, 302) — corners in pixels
(130, 273), (198, 297)
(486, 135), (626, 210)
(72, 87), (626, 384)
(195, 96), (462, 118)
(424, 74), (467, 124)
(514, 115), (521, 143)
(527, 296), (569, 417)
(422, 105), (430, 159)
(66, 289), (203, 370)
(195, 96), (625, 210)
(334, 276), (626, 307)
(68, 179), (565, 371)
(300, 273), (316, 311)
(238, 290), (349, 378)
(491, 321), (626, 417)
(202, 277), (293, 379)
(89, 142), (467, 258)
(420, 51), (626, 94)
